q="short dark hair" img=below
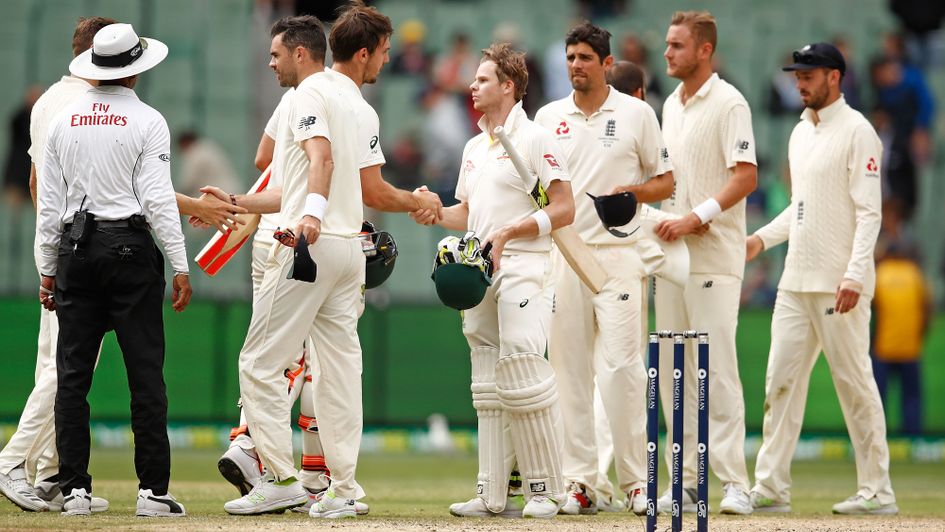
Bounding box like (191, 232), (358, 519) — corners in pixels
(565, 21), (611, 63)
(481, 42), (528, 102)
(271, 15), (327, 63)
(329, 1), (393, 62)
(607, 60), (646, 98)
(72, 16), (117, 57)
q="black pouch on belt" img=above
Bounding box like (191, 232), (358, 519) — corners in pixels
(69, 209), (94, 246)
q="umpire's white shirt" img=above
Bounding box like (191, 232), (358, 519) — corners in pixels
(455, 101), (570, 254)
(754, 95), (882, 297)
(661, 73), (756, 278)
(535, 86), (672, 245)
(37, 85), (187, 276)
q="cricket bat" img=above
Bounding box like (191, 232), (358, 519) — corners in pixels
(195, 165), (271, 276)
(493, 126), (608, 293)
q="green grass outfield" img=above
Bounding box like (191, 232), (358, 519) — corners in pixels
(1, 449), (943, 530)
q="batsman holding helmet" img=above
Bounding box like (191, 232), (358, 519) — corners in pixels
(413, 42), (574, 519)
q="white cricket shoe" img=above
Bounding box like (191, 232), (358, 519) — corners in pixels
(0, 466), (48, 512)
(34, 479), (108, 512)
(750, 491), (791, 513)
(657, 487), (698, 514)
(449, 494), (523, 517)
(523, 494), (560, 519)
(832, 494), (899, 515)
(626, 487), (647, 515)
(61, 488), (91, 516)
(223, 475), (307, 515)
(218, 445), (263, 496)
(719, 484), (752, 515)
(559, 482), (596, 515)
(308, 489), (356, 518)
(136, 489), (185, 517)
(292, 487), (370, 515)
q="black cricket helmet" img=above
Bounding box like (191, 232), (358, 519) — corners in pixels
(360, 221), (397, 289)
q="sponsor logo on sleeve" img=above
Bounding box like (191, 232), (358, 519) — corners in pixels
(158, 153), (170, 162)
(370, 135), (379, 149)
(543, 153), (561, 169)
(298, 116), (317, 130)
(735, 139), (750, 153)
(865, 157), (879, 177)
(661, 147), (670, 163)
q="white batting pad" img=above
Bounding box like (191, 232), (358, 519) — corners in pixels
(495, 352), (566, 502)
(470, 346), (514, 512)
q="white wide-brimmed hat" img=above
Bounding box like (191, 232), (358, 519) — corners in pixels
(70, 23), (168, 80)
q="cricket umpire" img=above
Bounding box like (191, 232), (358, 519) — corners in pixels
(36, 23), (190, 516)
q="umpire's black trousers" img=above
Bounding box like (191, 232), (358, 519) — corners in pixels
(54, 224), (171, 496)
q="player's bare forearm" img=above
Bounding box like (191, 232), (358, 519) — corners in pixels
(361, 165), (443, 219)
(255, 133), (274, 172)
(613, 170), (674, 203)
(301, 137), (333, 198)
(234, 188), (282, 214)
(29, 163), (37, 208)
(715, 161), (757, 210)
(435, 202), (469, 231)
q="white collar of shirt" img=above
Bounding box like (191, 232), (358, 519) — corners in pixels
(563, 85), (619, 117)
(478, 100), (527, 136)
(801, 94), (847, 124)
(671, 72), (719, 105)
(89, 85), (139, 99)
(61, 75), (93, 90)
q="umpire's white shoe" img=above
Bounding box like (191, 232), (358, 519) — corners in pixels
(136, 489), (186, 517)
(449, 495), (523, 517)
(832, 494), (899, 515)
(657, 487), (698, 514)
(34, 479), (108, 512)
(292, 487), (370, 515)
(522, 495), (561, 519)
(218, 445), (263, 496)
(0, 466), (48, 512)
(61, 488), (91, 516)
(224, 475), (307, 515)
(308, 489), (356, 519)
(719, 484), (752, 515)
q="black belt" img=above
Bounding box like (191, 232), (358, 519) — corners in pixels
(64, 217), (149, 231)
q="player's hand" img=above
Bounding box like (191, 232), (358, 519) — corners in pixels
(39, 275), (56, 312)
(413, 185), (443, 223)
(192, 187), (247, 232)
(746, 234), (764, 262)
(296, 215), (321, 246)
(409, 185), (440, 225)
(834, 278), (862, 314)
(655, 212), (703, 242)
(482, 226), (512, 272)
(171, 273), (192, 312)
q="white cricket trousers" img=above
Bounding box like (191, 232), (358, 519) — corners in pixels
(549, 245), (647, 498)
(753, 290), (895, 504)
(0, 308), (59, 483)
(238, 236), (365, 498)
(654, 273), (750, 492)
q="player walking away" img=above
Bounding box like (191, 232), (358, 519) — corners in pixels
(534, 22), (673, 516)
(222, 15), (366, 518)
(412, 43), (574, 519)
(653, 10), (757, 515)
(747, 42), (898, 515)
(208, 3), (440, 515)
(37, 23), (191, 517)
(0, 17), (115, 515)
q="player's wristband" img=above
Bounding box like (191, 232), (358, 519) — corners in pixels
(530, 210), (552, 236)
(692, 198), (722, 224)
(304, 193), (328, 221)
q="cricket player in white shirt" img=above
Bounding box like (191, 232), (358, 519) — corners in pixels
(211, 7), (440, 514)
(36, 23), (191, 517)
(747, 42), (897, 516)
(222, 15), (367, 518)
(413, 42), (574, 519)
(653, 11), (757, 515)
(534, 22), (673, 516)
